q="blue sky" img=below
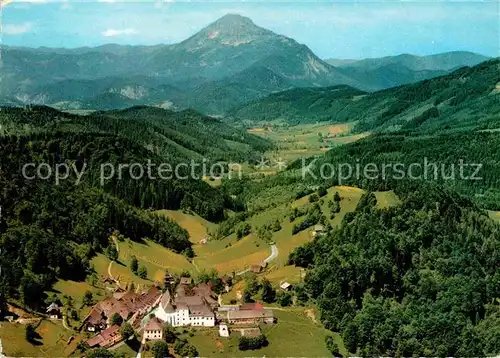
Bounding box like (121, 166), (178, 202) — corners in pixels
(2, 0), (499, 59)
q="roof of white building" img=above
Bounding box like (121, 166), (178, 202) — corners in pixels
(145, 317), (164, 331)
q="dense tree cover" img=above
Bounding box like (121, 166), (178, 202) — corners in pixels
(119, 323), (135, 340)
(0, 132), (198, 310)
(110, 312), (123, 326)
(325, 335), (342, 357)
(86, 348), (117, 358)
(0, 106), (272, 163)
(230, 85), (366, 123)
(290, 189), (500, 356)
(173, 338), (198, 357)
(309, 131), (500, 210)
(231, 59), (500, 134)
(292, 203), (324, 235)
(151, 341), (171, 358)
(261, 278), (277, 303)
(238, 335), (269, 351)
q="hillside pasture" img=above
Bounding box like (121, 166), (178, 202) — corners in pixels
(0, 320), (77, 357)
(184, 308), (346, 357)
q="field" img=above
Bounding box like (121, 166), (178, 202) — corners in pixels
(0, 320), (78, 357)
(488, 210), (500, 223)
(374, 190), (402, 209)
(248, 122), (370, 164)
(184, 308), (346, 357)
(194, 234), (269, 273)
(157, 210), (217, 243)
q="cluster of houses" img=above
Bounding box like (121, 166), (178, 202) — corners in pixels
(83, 277), (276, 348)
(83, 286), (162, 348)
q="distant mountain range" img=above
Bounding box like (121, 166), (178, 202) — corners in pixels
(231, 59), (500, 133)
(1, 14), (491, 115)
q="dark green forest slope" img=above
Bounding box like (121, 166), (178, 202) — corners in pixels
(0, 105), (272, 163)
(289, 189), (500, 356)
(0, 133), (193, 311)
(231, 59), (500, 134)
(0, 105), (270, 312)
(305, 131), (500, 210)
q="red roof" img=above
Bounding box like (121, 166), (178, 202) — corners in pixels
(100, 325), (121, 341)
(145, 317), (164, 331)
(86, 334), (104, 348)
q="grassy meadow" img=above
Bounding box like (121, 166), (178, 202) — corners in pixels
(184, 308), (346, 357)
(0, 320), (80, 357)
(248, 121), (370, 164)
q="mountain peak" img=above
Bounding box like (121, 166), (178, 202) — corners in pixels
(181, 13), (272, 46)
(213, 14), (255, 27)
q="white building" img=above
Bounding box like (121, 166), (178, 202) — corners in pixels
(219, 323), (229, 337)
(143, 317), (164, 341)
(155, 291), (215, 327)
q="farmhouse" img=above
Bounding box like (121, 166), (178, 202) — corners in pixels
(250, 264), (263, 273)
(226, 309), (274, 325)
(86, 325), (122, 348)
(280, 281), (292, 291)
(46, 303), (61, 319)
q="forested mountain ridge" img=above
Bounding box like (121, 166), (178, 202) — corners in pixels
(289, 188), (500, 356)
(231, 58), (500, 133)
(0, 105), (272, 163)
(1, 15), (490, 115)
(293, 130), (500, 210)
(0, 132), (196, 311)
(327, 51), (490, 72)
(325, 51), (490, 91)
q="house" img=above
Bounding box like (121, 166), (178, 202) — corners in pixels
(314, 224), (324, 233)
(85, 308), (106, 332)
(280, 281), (292, 291)
(219, 323), (230, 337)
(143, 316), (164, 341)
(312, 224), (325, 237)
(86, 325), (122, 348)
(227, 309), (274, 325)
(180, 277), (193, 286)
(250, 264), (263, 273)
(220, 275), (233, 293)
(84, 286), (161, 331)
(46, 303), (61, 319)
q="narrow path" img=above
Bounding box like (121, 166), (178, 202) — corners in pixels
(107, 237), (120, 282)
(108, 261), (114, 279)
(191, 258), (201, 273)
(62, 315), (71, 330)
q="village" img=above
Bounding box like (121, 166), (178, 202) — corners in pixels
(68, 267), (286, 357)
(0, 190), (351, 358)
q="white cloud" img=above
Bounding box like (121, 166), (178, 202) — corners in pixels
(102, 28), (138, 37)
(4, 23), (32, 35)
